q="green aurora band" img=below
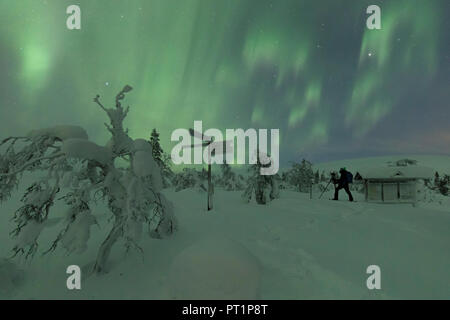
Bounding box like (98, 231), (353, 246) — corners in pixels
(0, 0), (447, 164)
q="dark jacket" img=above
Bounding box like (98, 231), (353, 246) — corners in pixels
(334, 170), (349, 187)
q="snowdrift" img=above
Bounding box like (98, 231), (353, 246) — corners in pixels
(0, 259), (24, 298)
(168, 236), (262, 300)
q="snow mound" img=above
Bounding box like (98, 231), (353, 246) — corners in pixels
(0, 259), (25, 298)
(27, 125), (88, 141)
(168, 236), (261, 300)
(61, 138), (112, 165)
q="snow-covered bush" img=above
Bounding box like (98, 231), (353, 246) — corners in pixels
(284, 159), (314, 192)
(216, 162), (245, 191)
(417, 179), (447, 205)
(0, 85), (177, 274)
(168, 236), (261, 299)
(432, 172), (449, 196)
(242, 153), (280, 205)
(172, 168), (207, 192)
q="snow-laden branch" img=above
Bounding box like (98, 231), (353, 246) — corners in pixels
(0, 136), (28, 146)
(0, 153), (65, 178)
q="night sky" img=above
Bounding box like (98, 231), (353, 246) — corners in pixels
(0, 0), (449, 166)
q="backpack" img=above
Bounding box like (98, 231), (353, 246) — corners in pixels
(346, 171), (353, 184)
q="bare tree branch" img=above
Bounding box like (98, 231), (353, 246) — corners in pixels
(93, 94), (107, 111)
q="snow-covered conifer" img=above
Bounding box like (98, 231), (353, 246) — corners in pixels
(242, 152), (280, 205)
(149, 128), (173, 188)
(218, 162), (245, 191)
(286, 159), (314, 193)
(173, 168), (208, 192)
(314, 170), (320, 184)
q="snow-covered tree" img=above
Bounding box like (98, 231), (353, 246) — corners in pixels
(320, 171), (327, 182)
(172, 168), (207, 192)
(285, 159), (314, 193)
(149, 128), (173, 188)
(280, 171), (292, 190)
(242, 153), (280, 205)
(427, 171), (449, 196)
(150, 129), (163, 163)
(314, 170), (320, 184)
(217, 162), (245, 191)
(434, 172), (440, 188)
(437, 174), (449, 196)
(0, 85), (177, 274)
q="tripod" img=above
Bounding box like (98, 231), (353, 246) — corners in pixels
(319, 178), (335, 199)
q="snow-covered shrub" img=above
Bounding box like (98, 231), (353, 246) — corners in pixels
(172, 168), (207, 192)
(0, 85), (177, 274)
(434, 172), (449, 196)
(422, 172), (449, 198)
(279, 171), (295, 190)
(417, 179), (446, 204)
(168, 236), (261, 299)
(352, 182), (366, 193)
(242, 153), (280, 205)
(216, 162), (245, 191)
(284, 159), (314, 192)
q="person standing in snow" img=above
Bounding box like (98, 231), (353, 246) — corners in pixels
(332, 168), (354, 202)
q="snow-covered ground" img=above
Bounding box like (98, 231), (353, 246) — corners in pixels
(0, 157), (449, 300)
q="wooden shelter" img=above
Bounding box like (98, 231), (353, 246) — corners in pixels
(360, 166), (434, 204)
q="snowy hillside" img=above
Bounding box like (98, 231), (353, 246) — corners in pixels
(313, 154), (450, 175)
(0, 156), (449, 300)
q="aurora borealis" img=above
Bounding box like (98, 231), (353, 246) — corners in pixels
(0, 0), (448, 166)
